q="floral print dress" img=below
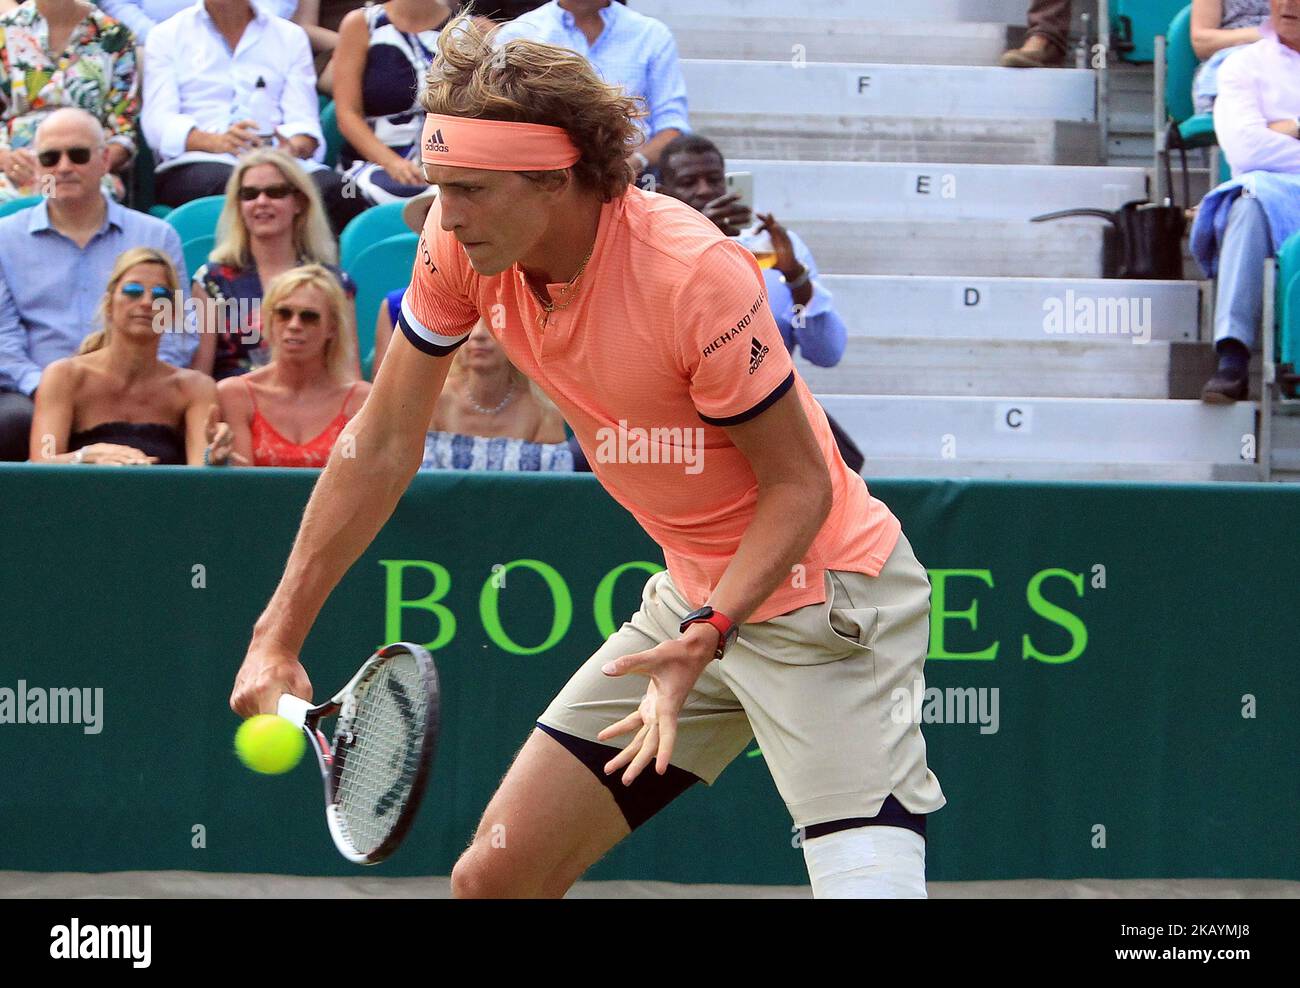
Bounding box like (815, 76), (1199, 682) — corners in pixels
(0, 1), (138, 200)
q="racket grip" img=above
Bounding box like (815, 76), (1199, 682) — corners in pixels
(277, 694), (312, 727)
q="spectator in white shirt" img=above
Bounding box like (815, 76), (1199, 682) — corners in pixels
(98, 0), (298, 44)
(1194, 0), (1300, 402)
(141, 0), (362, 231)
(492, 1), (688, 176)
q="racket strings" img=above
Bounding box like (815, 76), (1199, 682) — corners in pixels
(333, 655), (427, 856)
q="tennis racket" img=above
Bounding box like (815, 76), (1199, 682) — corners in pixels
(277, 642), (440, 865)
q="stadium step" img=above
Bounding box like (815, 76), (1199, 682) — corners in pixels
(819, 276), (1201, 341)
(697, 112), (1099, 165)
(817, 394), (1256, 468)
(666, 16), (1011, 66)
(855, 457), (1259, 482)
(682, 60), (1096, 122)
(793, 218), (1107, 277)
(798, 338), (1183, 400)
(727, 160), (1147, 221)
(635, 0), (1032, 24)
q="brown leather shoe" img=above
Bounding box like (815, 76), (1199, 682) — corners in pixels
(999, 44), (1067, 68)
(1201, 368), (1249, 404)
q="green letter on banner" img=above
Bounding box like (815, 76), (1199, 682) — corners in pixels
(928, 569), (998, 660)
(480, 559), (573, 655)
(593, 561), (664, 639)
(379, 559), (455, 651)
(1022, 568), (1087, 664)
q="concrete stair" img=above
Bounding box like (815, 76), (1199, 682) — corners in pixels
(681, 61), (1096, 121)
(819, 394), (1256, 469)
(794, 218), (1107, 277)
(665, 16), (1011, 66)
(635, 0), (1033, 23)
(683, 60), (1101, 164)
(819, 276), (1201, 341)
(728, 160), (1147, 220)
(799, 338), (1189, 399)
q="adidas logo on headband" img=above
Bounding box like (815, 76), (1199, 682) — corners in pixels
(424, 128), (450, 154)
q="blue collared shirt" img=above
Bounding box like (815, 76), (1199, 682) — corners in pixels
(0, 197), (194, 395)
(764, 230), (846, 368)
(494, 1), (689, 137)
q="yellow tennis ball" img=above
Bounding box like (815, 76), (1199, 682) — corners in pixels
(234, 714), (306, 775)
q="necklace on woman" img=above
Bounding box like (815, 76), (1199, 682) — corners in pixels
(466, 379), (516, 415)
(527, 245), (594, 331)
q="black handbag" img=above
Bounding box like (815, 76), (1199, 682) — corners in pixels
(1028, 140), (1188, 280)
(1029, 199), (1187, 280)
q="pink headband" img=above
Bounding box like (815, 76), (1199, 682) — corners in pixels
(420, 113), (581, 171)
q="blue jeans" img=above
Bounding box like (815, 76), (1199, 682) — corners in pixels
(1214, 195), (1273, 351)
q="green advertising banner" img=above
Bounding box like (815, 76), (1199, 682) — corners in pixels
(0, 465), (1295, 884)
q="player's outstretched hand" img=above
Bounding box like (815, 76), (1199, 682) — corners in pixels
(230, 641), (313, 718)
(596, 624), (718, 785)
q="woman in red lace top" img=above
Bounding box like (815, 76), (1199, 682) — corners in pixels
(217, 265), (370, 468)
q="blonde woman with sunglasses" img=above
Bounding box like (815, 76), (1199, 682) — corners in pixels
(217, 264), (369, 468)
(190, 149), (359, 380)
(28, 247), (235, 465)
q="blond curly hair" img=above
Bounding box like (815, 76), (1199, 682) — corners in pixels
(420, 11), (646, 201)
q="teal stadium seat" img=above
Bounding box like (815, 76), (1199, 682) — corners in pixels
(165, 195), (225, 246)
(1158, 5), (1231, 189)
(1276, 232), (1300, 397)
(0, 195), (42, 218)
(320, 100), (343, 170)
(1164, 5), (1215, 149)
(349, 232), (418, 379)
(182, 233), (215, 280)
(339, 200), (407, 270)
(1116, 0), (1188, 63)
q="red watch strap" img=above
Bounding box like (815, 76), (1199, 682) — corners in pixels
(702, 611), (736, 658)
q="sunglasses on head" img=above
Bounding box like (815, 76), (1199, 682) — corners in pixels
(238, 183), (295, 201)
(273, 305), (322, 326)
(121, 282), (173, 301)
(37, 146), (93, 167)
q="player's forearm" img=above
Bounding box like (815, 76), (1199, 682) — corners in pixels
(251, 428), (421, 655)
(706, 478), (833, 626)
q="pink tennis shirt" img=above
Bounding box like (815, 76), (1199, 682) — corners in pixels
(400, 184), (900, 623)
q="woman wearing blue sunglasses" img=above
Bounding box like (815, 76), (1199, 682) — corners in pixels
(27, 246), (238, 466)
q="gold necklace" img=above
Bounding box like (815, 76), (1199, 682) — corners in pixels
(527, 245), (594, 330)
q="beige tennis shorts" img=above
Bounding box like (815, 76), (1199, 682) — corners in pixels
(537, 532), (947, 828)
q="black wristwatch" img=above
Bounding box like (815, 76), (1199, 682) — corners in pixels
(679, 606), (738, 660)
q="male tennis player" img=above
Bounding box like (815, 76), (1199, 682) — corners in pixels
(230, 15), (945, 898)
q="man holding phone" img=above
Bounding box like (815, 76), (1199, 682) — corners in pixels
(657, 133), (849, 372)
(656, 133), (861, 471)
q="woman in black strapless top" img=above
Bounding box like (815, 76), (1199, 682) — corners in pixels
(67, 421), (187, 465)
(27, 247), (236, 466)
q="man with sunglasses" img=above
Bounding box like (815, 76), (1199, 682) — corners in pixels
(0, 109), (195, 461)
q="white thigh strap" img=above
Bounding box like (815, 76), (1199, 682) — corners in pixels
(802, 825), (928, 899)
